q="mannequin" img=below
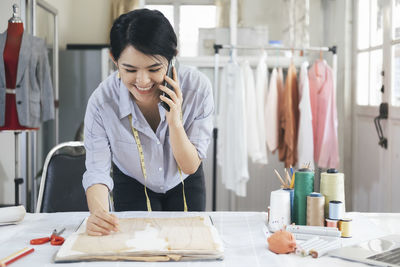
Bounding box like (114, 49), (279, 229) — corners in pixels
(0, 13), (38, 130)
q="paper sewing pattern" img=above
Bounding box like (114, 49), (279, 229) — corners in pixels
(55, 216), (224, 262)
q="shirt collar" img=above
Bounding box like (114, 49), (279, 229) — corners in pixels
(118, 79), (136, 120)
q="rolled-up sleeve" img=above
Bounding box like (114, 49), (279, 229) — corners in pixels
(82, 95), (113, 192)
(185, 79), (214, 159)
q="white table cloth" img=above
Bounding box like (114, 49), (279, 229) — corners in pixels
(0, 211), (399, 266)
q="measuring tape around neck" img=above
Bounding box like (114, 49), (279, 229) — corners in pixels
(128, 115), (187, 212)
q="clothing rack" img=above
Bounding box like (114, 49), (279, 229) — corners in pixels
(28, 0), (59, 211)
(211, 43), (337, 211)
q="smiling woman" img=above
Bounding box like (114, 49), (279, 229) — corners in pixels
(82, 9), (214, 236)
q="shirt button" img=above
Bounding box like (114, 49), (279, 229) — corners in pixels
(160, 186), (164, 190)
(159, 167), (163, 171)
(157, 141), (160, 145)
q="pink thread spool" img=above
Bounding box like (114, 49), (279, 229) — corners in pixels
(326, 218), (338, 228)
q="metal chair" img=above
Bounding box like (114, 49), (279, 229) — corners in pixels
(36, 141), (88, 213)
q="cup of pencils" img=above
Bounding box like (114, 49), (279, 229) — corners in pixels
(274, 167), (295, 223)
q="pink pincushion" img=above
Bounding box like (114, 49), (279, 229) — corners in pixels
(267, 230), (297, 254)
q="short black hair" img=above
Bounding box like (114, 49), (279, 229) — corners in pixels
(110, 9), (177, 62)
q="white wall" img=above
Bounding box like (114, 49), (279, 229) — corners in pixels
(240, 0), (324, 47)
(44, 0), (111, 49)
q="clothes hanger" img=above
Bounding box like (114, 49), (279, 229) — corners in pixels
(290, 48), (294, 66)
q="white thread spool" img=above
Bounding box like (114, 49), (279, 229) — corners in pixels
(268, 189), (291, 232)
(329, 200), (343, 220)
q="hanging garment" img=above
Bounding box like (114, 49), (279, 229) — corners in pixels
(254, 52), (268, 164)
(308, 60), (339, 168)
(276, 68), (285, 155)
(297, 61), (314, 169)
(217, 61), (249, 197)
(265, 68), (279, 152)
(0, 31), (54, 128)
(278, 63), (299, 167)
(241, 60), (264, 164)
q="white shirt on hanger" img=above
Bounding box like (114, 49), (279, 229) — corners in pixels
(297, 61), (314, 169)
(265, 67), (279, 152)
(217, 61), (249, 197)
(241, 60), (265, 164)
(254, 52), (268, 164)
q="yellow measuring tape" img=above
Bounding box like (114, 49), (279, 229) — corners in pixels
(128, 115), (188, 212)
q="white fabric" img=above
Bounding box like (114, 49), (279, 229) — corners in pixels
(254, 52), (268, 164)
(0, 211), (399, 266)
(297, 61), (315, 169)
(0, 205), (25, 225)
(265, 68), (279, 152)
(217, 62), (249, 197)
(241, 60), (264, 164)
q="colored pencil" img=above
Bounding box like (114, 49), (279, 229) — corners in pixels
(273, 169), (287, 187)
(0, 247), (34, 266)
(285, 168), (292, 185)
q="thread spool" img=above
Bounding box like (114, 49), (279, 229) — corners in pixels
(268, 189), (291, 232)
(338, 219), (352, 238)
(325, 218), (338, 228)
(329, 200), (343, 220)
(293, 169), (314, 225)
(307, 192), (325, 226)
(320, 169), (345, 218)
(283, 188), (294, 223)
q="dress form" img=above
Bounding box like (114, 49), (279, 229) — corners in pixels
(0, 21), (38, 130)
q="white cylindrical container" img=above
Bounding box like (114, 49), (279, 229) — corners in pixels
(268, 189), (291, 232)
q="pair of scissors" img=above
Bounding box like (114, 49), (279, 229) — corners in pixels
(30, 228), (65, 246)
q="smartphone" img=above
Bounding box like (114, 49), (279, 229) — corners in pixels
(160, 57), (176, 111)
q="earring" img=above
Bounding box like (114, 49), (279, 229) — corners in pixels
(117, 72), (120, 79)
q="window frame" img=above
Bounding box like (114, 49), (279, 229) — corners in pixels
(391, 0), (400, 107)
(355, 0), (384, 107)
(145, 0), (216, 58)
(354, 0), (400, 112)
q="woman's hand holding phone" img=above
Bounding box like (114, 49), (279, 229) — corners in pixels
(159, 66), (183, 129)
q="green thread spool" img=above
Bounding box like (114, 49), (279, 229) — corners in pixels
(293, 168), (314, 225)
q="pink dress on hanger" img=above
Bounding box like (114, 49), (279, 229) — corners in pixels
(308, 60), (339, 169)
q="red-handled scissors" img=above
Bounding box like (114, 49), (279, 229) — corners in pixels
(30, 228), (65, 246)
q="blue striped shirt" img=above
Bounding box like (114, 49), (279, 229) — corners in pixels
(82, 65), (214, 193)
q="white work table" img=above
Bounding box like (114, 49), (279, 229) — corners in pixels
(0, 211), (399, 266)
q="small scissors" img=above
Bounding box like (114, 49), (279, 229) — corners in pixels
(30, 228), (65, 246)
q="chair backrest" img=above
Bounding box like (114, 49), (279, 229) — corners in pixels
(36, 141), (89, 213)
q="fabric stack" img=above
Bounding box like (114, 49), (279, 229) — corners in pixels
(0, 205), (26, 225)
